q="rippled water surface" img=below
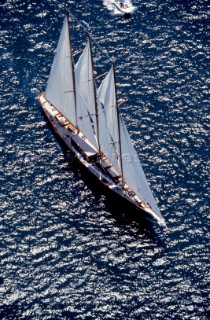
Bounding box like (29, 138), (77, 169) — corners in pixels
(1, 0), (210, 319)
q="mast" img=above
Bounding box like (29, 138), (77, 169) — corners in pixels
(113, 64), (124, 185)
(66, 11), (77, 129)
(88, 36), (101, 154)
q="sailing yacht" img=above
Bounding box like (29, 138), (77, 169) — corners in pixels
(38, 14), (166, 227)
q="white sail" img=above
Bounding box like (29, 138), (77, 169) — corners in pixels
(75, 40), (98, 149)
(97, 99), (120, 172)
(120, 116), (162, 218)
(45, 16), (76, 126)
(97, 66), (121, 173)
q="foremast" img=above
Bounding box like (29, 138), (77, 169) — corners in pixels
(66, 11), (77, 130)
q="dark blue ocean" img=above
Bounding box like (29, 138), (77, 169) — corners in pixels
(1, 0), (210, 319)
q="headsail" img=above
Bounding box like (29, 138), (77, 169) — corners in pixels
(97, 66), (121, 174)
(45, 15), (76, 127)
(75, 40), (98, 150)
(119, 116), (163, 219)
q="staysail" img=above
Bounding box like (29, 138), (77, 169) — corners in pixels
(97, 66), (121, 173)
(45, 16), (76, 127)
(75, 40), (99, 150)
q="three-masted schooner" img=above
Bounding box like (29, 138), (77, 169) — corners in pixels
(38, 14), (166, 226)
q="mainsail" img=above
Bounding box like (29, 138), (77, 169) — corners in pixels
(97, 66), (121, 174)
(45, 16), (76, 127)
(75, 40), (99, 150)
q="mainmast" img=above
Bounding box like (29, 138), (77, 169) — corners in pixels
(88, 36), (101, 154)
(66, 11), (77, 130)
(113, 64), (124, 186)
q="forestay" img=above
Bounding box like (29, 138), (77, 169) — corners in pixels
(75, 40), (98, 150)
(45, 16), (76, 127)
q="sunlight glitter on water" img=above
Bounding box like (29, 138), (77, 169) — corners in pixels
(0, 0), (210, 319)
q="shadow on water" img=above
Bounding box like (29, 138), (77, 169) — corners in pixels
(73, 160), (165, 244)
(41, 110), (165, 244)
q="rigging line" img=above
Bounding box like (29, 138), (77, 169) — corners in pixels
(50, 0), (115, 63)
(68, 10), (115, 64)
